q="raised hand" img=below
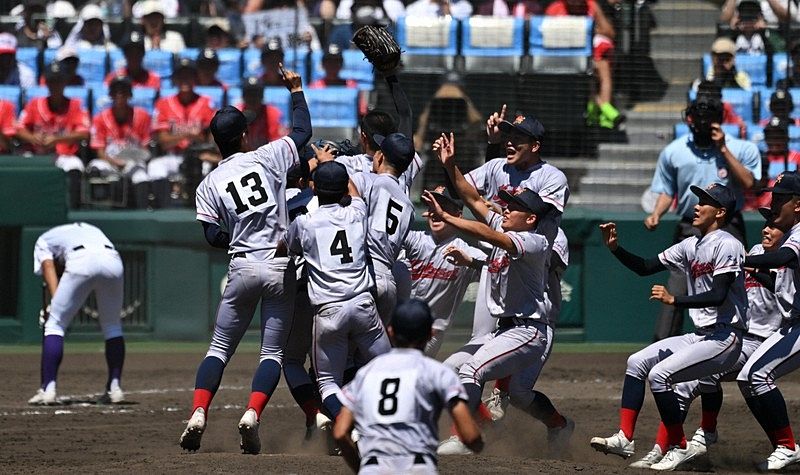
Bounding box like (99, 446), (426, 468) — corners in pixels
(422, 189), (446, 220)
(650, 285), (675, 305)
(280, 63), (303, 93)
(598, 222), (619, 251)
(486, 104), (507, 144)
(443, 245), (472, 267)
(311, 143), (336, 162)
(432, 132), (456, 167)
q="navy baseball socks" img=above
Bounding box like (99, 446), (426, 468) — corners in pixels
(40, 335), (64, 393)
(104, 336), (124, 394)
(191, 356), (226, 415)
(619, 375), (646, 440)
(744, 389), (796, 450)
(288, 383), (321, 430)
(246, 359), (282, 419)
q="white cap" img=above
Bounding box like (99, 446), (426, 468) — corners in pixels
(0, 33), (17, 54)
(48, 1), (77, 19)
(134, 0), (165, 18)
(80, 4), (105, 21)
(56, 46), (78, 61)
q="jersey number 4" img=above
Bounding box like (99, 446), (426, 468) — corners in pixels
(378, 378), (400, 415)
(225, 172), (269, 214)
(330, 230), (353, 264)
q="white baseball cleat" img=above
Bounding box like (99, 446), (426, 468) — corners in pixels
(629, 445), (664, 469)
(316, 413), (341, 456)
(547, 417), (575, 457)
(28, 388), (57, 405)
(689, 427), (718, 456)
(590, 430), (635, 458)
(650, 444), (701, 471)
(238, 408), (261, 455)
(757, 445), (800, 471)
(179, 408), (206, 452)
(437, 435), (474, 455)
(484, 388), (510, 421)
(97, 387), (125, 404)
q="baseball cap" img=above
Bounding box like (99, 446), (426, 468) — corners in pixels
(262, 38), (284, 60)
(242, 76), (264, 96)
(711, 37), (736, 55)
(80, 4), (104, 21)
(766, 171), (800, 194)
(770, 89), (794, 112)
(173, 58), (198, 77)
(322, 44), (343, 62)
(690, 183), (737, 211)
(55, 46), (78, 62)
(426, 185), (463, 212)
(136, 0), (166, 18)
(44, 62), (66, 83)
(737, 0), (762, 20)
(374, 133), (415, 170)
(0, 33), (17, 54)
(498, 188), (550, 216)
(197, 48), (220, 68)
(765, 116), (790, 139)
(690, 94), (724, 121)
(312, 161), (350, 194)
(210, 105), (255, 144)
(122, 31), (145, 52)
(109, 75), (133, 95)
(499, 114), (546, 142)
(390, 299), (433, 344)
(758, 207), (776, 224)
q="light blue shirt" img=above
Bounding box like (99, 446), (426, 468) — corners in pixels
(651, 134), (761, 219)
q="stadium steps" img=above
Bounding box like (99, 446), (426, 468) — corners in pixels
(548, 158), (657, 181)
(651, 52), (703, 85)
(651, 1), (720, 30)
(565, 193), (644, 212)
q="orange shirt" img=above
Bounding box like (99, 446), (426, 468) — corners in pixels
(236, 103), (284, 149)
(0, 100), (17, 149)
(152, 94), (215, 154)
(104, 68), (162, 89)
(545, 0), (598, 16)
(90, 107), (152, 151)
(18, 97), (90, 156)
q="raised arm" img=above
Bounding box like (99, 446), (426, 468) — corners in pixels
(281, 64), (312, 150)
(385, 75), (412, 137)
(745, 247), (799, 269)
(651, 273), (734, 308)
(484, 104), (506, 162)
(599, 223), (666, 276)
(423, 190), (516, 253)
(434, 132), (490, 222)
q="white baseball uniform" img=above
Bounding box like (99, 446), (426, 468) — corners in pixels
(336, 152), (423, 196)
(286, 197), (391, 402)
(341, 347), (467, 474)
(34, 223), (124, 339)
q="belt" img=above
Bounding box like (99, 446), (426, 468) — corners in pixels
(746, 332), (767, 343)
(363, 454), (434, 466)
(232, 252), (246, 258)
(497, 316), (535, 330)
(72, 245), (114, 251)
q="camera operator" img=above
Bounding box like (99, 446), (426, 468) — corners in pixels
(644, 94), (761, 340)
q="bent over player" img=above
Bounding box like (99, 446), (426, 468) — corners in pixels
(28, 223), (125, 405)
(179, 66), (312, 454)
(590, 183), (747, 471)
(333, 299), (483, 474)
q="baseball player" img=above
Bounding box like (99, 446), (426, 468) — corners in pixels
(28, 223), (125, 406)
(403, 186), (486, 357)
(590, 183), (747, 471)
(333, 299), (483, 474)
(734, 171), (800, 471)
(285, 160), (391, 423)
(179, 66), (312, 455)
(350, 133), (416, 324)
(630, 210), (786, 469)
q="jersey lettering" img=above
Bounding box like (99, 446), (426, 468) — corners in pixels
(378, 378), (400, 415)
(315, 223), (365, 270)
(362, 369), (417, 424)
(219, 169), (273, 217)
(386, 199), (403, 235)
(330, 229), (354, 264)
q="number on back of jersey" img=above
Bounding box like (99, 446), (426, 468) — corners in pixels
(315, 223), (364, 270)
(218, 169), (274, 217)
(371, 189), (408, 236)
(362, 369), (417, 424)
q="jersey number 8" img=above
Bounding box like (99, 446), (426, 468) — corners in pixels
(378, 377), (400, 415)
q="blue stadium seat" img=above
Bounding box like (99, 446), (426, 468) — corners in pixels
(310, 49), (375, 90)
(159, 86), (224, 109)
(688, 87), (755, 123)
(16, 47), (40, 77)
(216, 49), (243, 87)
(44, 48), (109, 85)
(749, 124), (800, 154)
(109, 48), (125, 72)
(756, 86), (800, 121)
(674, 122), (741, 139)
(304, 88), (359, 127)
(226, 86), (291, 126)
(243, 48), (311, 78)
(773, 52), (788, 85)
(144, 50), (174, 79)
(92, 85), (158, 115)
(23, 86), (90, 111)
(461, 16), (525, 73)
(0, 85), (21, 113)
(395, 16), (458, 71)
(702, 53), (768, 87)
(528, 15), (593, 73)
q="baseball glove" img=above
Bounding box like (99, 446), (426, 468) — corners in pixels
(352, 25), (401, 74)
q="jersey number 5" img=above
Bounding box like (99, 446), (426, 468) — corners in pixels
(378, 378), (400, 415)
(330, 230), (353, 264)
(225, 172), (269, 214)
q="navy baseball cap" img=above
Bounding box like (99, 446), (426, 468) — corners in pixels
(498, 188), (550, 216)
(312, 161), (350, 194)
(122, 31), (145, 52)
(758, 207), (776, 224)
(197, 48), (220, 68)
(499, 114), (545, 142)
(427, 185), (463, 212)
(173, 58), (198, 77)
(374, 132), (415, 170)
(690, 183), (736, 211)
(210, 105), (255, 144)
(109, 75), (132, 95)
(44, 62), (65, 83)
(767, 171), (800, 194)
(391, 299), (433, 343)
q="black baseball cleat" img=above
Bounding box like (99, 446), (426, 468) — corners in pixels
(179, 408), (206, 452)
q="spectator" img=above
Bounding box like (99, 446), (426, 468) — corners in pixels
(132, 0), (180, 18)
(745, 118), (800, 209)
(0, 100), (17, 153)
(309, 45), (357, 89)
(136, 0), (186, 53)
(546, 0), (621, 129)
(731, 0), (771, 55)
(777, 40), (800, 89)
(38, 48), (85, 86)
(15, 1), (62, 50)
(405, 0), (473, 19)
(196, 48), (227, 89)
(476, 0), (542, 17)
(237, 76), (285, 149)
(148, 59), (218, 208)
(721, 0), (800, 27)
(759, 89), (800, 126)
(644, 95), (760, 340)
(696, 37), (751, 90)
(697, 80), (747, 138)
(64, 4), (118, 51)
(413, 71), (483, 151)
(0, 33), (36, 88)
(205, 23), (234, 50)
(335, 0), (405, 22)
(16, 62), (91, 209)
(105, 32), (161, 89)
(260, 38), (285, 87)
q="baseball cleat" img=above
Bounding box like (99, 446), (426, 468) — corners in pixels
(437, 435), (474, 455)
(28, 388), (57, 405)
(629, 445), (664, 469)
(590, 430), (635, 458)
(484, 388), (510, 421)
(317, 414), (341, 456)
(689, 427), (717, 456)
(97, 387), (125, 405)
(757, 445), (800, 471)
(179, 408), (206, 452)
(650, 444), (700, 471)
(238, 408), (261, 455)
(547, 417), (575, 458)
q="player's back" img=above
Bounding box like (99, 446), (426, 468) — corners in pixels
(37, 223), (114, 258)
(336, 152), (422, 196)
(342, 348), (462, 459)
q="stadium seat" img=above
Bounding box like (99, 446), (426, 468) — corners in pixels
(226, 86), (292, 126)
(92, 85), (158, 115)
(23, 86), (90, 111)
(749, 124), (800, 153)
(0, 85), (21, 113)
(16, 47), (40, 78)
(144, 50), (174, 80)
(674, 122), (741, 139)
(109, 48), (125, 72)
(304, 87), (359, 127)
(159, 86), (224, 109)
(395, 16), (458, 72)
(215, 48), (243, 87)
(44, 48), (109, 85)
(461, 16), (525, 73)
(528, 15), (594, 74)
(756, 86), (800, 121)
(243, 48), (312, 78)
(688, 88), (756, 123)
(702, 53), (768, 87)
(310, 49), (375, 90)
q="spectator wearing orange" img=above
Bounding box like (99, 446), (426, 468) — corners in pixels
(545, 0), (621, 129)
(105, 32), (161, 89)
(309, 45), (357, 89)
(0, 100), (17, 153)
(236, 76), (285, 150)
(476, 0), (543, 17)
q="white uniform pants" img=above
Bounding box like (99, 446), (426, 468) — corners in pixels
(359, 454), (437, 475)
(373, 269), (397, 326)
(55, 155), (85, 173)
(45, 249), (124, 339)
(87, 158), (150, 184)
(738, 320), (800, 397)
(146, 154), (182, 181)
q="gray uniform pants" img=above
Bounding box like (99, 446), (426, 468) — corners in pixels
(738, 320), (800, 397)
(359, 454), (437, 475)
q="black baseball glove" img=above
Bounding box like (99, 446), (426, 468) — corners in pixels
(352, 25), (401, 74)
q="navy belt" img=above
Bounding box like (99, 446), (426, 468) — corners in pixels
(363, 454), (433, 466)
(497, 316), (535, 330)
(746, 332), (767, 342)
(232, 252), (246, 258)
(72, 245), (113, 251)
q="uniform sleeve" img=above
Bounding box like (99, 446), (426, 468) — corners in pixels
(17, 101), (35, 130)
(90, 114), (106, 150)
(286, 219), (305, 256)
(136, 110), (152, 145)
(350, 196), (368, 220)
(658, 239), (689, 273)
(195, 181), (219, 224)
(435, 363), (468, 405)
(465, 162), (488, 195)
(486, 209), (503, 230)
(505, 230), (549, 259)
(782, 230), (800, 259)
(351, 173), (371, 199)
(69, 101), (90, 133)
(736, 140), (762, 181)
(650, 147), (676, 196)
(552, 229), (569, 266)
(152, 99), (170, 132)
(400, 152), (423, 191)
(33, 236), (53, 276)
(534, 168), (569, 212)
(0, 101), (15, 136)
(713, 239), (744, 276)
(340, 373), (362, 412)
(335, 155), (358, 176)
(402, 230), (423, 259)
(253, 137), (299, 173)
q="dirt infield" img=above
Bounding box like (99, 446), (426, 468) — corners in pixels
(2, 347), (800, 474)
